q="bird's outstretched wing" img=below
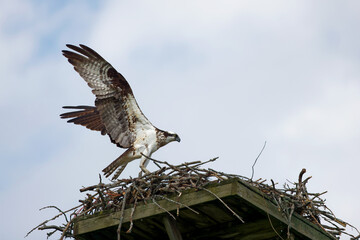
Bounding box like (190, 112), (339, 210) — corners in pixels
(62, 44), (152, 148)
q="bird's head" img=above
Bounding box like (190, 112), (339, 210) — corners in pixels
(162, 131), (181, 145)
(167, 131), (181, 143)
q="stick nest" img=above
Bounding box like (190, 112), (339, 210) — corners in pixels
(27, 157), (359, 240)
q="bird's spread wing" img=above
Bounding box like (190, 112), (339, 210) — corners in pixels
(60, 106), (107, 135)
(62, 44), (152, 148)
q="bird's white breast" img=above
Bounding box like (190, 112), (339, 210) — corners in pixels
(133, 127), (158, 155)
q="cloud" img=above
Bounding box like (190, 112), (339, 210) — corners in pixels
(280, 81), (360, 144)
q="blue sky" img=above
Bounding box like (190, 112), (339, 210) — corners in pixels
(1, 1), (360, 239)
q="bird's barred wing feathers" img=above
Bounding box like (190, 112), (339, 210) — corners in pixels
(60, 106), (107, 135)
(62, 44), (151, 148)
(62, 44), (122, 99)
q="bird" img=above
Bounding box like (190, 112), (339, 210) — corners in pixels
(60, 44), (180, 180)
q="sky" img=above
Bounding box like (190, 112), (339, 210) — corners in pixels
(0, 0), (359, 239)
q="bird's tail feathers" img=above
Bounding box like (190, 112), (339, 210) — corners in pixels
(111, 165), (127, 180)
(102, 148), (134, 180)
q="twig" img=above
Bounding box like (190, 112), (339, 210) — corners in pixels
(117, 189), (129, 240)
(26, 203), (82, 237)
(266, 212), (285, 240)
(126, 196), (138, 233)
(154, 195), (200, 215)
(190, 157), (218, 168)
(152, 198), (176, 220)
(39, 206), (69, 223)
(201, 187), (244, 223)
(251, 141), (267, 181)
(59, 205), (95, 240)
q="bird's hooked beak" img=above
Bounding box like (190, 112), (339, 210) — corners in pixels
(175, 135), (181, 142)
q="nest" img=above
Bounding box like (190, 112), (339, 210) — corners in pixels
(27, 157), (359, 240)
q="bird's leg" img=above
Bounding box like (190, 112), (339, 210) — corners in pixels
(138, 158), (151, 177)
(139, 151), (151, 175)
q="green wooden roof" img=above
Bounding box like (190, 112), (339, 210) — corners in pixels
(73, 179), (336, 240)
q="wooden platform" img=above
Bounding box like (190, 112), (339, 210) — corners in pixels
(73, 179), (336, 240)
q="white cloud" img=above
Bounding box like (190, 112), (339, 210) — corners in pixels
(280, 81), (360, 144)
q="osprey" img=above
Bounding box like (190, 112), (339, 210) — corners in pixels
(60, 44), (180, 180)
